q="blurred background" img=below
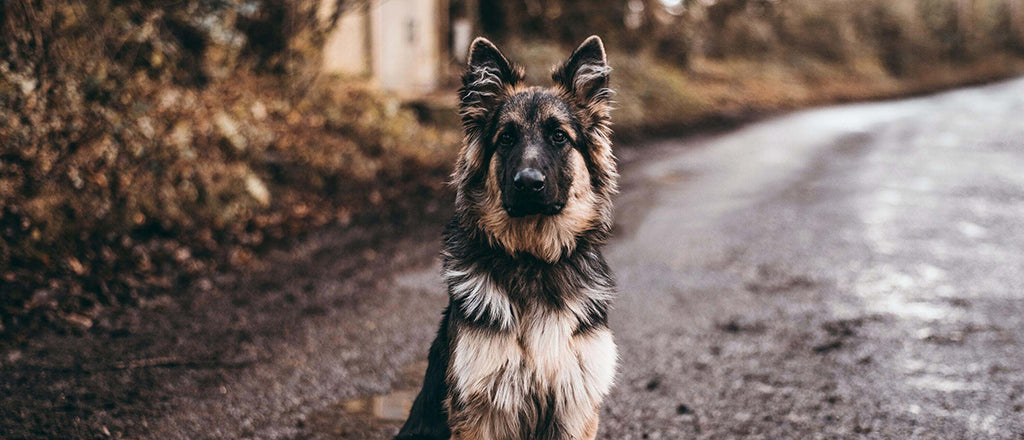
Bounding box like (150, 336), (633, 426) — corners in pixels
(4, 0), (1023, 338)
(2, 1), (1024, 438)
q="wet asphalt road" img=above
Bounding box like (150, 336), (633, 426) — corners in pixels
(4, 78), (1024, 439)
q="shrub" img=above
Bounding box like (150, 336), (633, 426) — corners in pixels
(0, 0), (457, 337)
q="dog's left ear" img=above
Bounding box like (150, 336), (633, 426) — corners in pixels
(553, 36), (612, 108)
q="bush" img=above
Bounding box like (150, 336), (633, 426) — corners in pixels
(0, 0), (457, 338)
(862, 3), (915, 75)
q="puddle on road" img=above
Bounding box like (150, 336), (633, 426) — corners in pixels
(301, 361), (425, 438)
(301, 389), (419, 439)
(303, 391), (416, 439)
(339, 360), (426, 422)
(340, 390), (417, 421)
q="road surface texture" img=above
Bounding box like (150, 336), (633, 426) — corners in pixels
(3, 78), (1024, 439)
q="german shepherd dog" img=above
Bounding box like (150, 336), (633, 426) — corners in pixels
(396, 35), (618, 440)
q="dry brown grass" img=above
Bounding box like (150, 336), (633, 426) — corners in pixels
(610, 52), (1024, 136)
(493, 0), (1024, 135)
(0, 1), (459, 338)
(505, 39), (1024, 138)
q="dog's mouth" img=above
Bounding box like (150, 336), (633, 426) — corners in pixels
(504, 202), (564, 218)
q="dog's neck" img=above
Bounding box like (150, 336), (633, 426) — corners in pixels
(442, 217), (613, 333)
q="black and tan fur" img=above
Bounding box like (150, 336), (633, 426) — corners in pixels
(396, 36), (618, 440)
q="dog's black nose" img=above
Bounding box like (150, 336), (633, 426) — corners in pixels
(513, 168), (545, 192)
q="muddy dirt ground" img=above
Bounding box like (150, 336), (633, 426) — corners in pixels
(3, 78), (1024, 440)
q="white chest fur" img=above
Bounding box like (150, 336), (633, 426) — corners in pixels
(449, 306), (617, 438)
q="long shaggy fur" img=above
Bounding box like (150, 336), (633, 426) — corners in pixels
(397, 36), (619, 440)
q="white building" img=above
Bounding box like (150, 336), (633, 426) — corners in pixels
(318, 0), (477, 95)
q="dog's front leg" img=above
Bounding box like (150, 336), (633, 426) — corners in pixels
(395, 306), (454, 440)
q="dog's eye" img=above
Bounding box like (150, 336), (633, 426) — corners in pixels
(497, 133), (514, 147)
(550, 130), (568, 145)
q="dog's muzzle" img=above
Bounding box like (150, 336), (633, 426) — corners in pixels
(505, 168), (564, 217)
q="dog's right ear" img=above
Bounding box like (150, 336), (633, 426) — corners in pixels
(459, 38), (523, 132)
(553, 36), (611, 111)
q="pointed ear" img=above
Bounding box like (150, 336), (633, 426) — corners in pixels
(552, 36), (611, 106)
(459, 38), (523, 131)
(467, 37), (515, 79)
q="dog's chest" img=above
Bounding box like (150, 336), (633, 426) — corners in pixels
(450, 306), (617, 424)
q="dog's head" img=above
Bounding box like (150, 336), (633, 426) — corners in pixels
(453, 36), (617, 262)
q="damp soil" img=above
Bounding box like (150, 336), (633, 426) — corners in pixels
(0, 212), (450, 439)
(5, 79), (1024, 439)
